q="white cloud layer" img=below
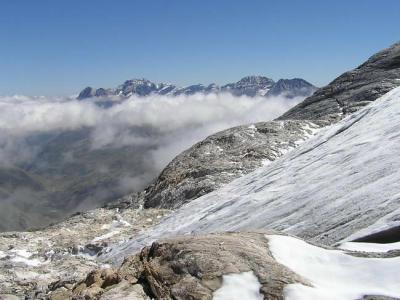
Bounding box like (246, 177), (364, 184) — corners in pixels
(0, 93), (302, 169)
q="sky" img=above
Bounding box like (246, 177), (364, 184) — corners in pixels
(0, 0), (399, 96)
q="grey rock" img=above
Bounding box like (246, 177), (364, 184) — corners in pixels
(221, 75), (275, 96)
(266, 78), (318, 98)
(143, 120), (324, 209)
(65, 232), (307, 300)
(279, 42), (400, 122)
(0, 208), (170, 297)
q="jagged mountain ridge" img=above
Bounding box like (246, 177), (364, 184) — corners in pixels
(77, 76), (317, 100)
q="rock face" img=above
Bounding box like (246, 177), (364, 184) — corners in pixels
(77, 76), (317, 100)
(57, 232), (307, 299)
(279, 42), (400, 122)
(51, 232), (400, 300)
(267, 78), (318, 98)
(143, 120), (323, 209)
(220, 75), (275, 96)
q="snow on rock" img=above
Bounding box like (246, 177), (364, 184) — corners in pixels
(103, 87), (400, 262)
(213, 271), (263, 300)
(339, 241), (400, 253)
(10, 249), (42, 267)
(92, 230), (120, 243)
(267, 234), (400, 300)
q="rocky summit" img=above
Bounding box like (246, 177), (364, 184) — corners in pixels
(76, 76), (317, 100)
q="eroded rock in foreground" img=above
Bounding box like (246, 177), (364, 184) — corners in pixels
(52, 232), (307, 299)
(51, 232), (400, 300)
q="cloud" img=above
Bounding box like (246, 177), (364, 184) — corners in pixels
(0, 92), (302, 168)
(0, 92), (304, 230)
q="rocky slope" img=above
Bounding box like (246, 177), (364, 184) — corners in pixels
(138, 42), (400, 210)
(77, 76), (317, 100)
(279, 42), (400, 122)
(0, 207), (169, 298)
(106, 86), (400, 262)
(143, 120), (323, 209)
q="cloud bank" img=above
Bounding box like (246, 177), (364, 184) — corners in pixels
(0, 92), (304, 230)
(0, 93), (302, 168)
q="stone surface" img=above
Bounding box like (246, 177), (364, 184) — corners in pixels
(0, 208), (169, 298)
(61, 232), (308, 299)
(142, 120), (323, 209)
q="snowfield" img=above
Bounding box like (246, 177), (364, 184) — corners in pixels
(104, 87), (400, 263)
(268, 234), (400, 300)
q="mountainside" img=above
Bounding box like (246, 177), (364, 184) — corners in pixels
(107, 86), (400, 260)
(77, 76), (317, 100)
(142, 120), (323, 209)
(127, 42), (400, 211)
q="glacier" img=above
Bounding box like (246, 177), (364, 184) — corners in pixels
(104, 87), (400, 263)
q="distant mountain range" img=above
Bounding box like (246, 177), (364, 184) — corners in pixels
(77, 76), (317, 100)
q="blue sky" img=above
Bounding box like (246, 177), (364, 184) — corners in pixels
(0, 0), (399, 95)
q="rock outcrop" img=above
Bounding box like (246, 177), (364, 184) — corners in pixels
(53, 232), (308, 299)
(279, 42), (400, 122)
(143, 120), (323, 209)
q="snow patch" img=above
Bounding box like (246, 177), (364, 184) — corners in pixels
(267, 234), (400, 300)
(92, 230), (120, 242)
(339, 241), (400, 253)
(213, 271), (263, 300)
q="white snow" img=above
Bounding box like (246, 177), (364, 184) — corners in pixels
(0, 250), (6, 259)
(339, 241), (400, 253)
(104, 87), (400, 262)
(267, 234), (400, 300)
(11, 256), (42, 267)
(212, 271), (263, 300)
(10, 249), (33, 258)
(92, 230), (120, 242)
(10, 249), (42, 267)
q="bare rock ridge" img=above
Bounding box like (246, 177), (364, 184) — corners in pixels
(142, 120), (324, 209)
(77, 76), (317, 100)
(132, 42), (400, 210)
(50, 232), (400, 299)
(279, 42), (400, 122)
(66, 232), (306, 300)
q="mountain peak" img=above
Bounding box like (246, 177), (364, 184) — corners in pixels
(76, 76), (316, 100)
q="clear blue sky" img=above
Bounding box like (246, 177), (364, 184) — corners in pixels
(0, 0), (399, 95)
